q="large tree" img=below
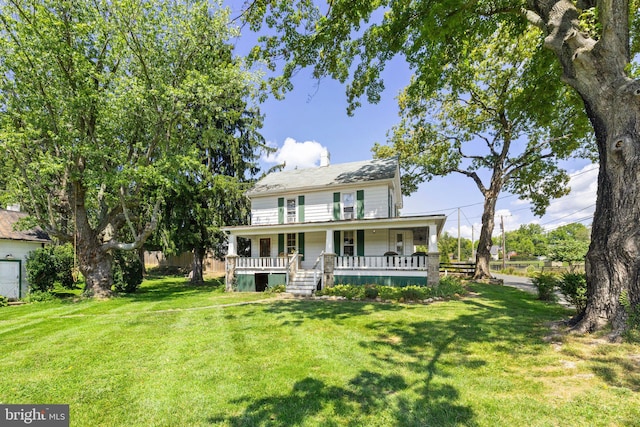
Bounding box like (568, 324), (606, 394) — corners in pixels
(0, 0), (261, 297)
(372, 24), (591, 279)
(242, 0), (640, 336)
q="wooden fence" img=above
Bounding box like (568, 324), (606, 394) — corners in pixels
(144, 251), (225, 276)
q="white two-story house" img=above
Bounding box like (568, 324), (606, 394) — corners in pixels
(222, 154), (445, 295)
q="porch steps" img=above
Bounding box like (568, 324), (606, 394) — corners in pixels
(286, 269), (319, 296)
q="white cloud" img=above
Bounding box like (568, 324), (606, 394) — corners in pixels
(263, 137), (327, 170)
(543, 164), (598, 228)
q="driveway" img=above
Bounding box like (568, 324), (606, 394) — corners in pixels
(491, 273), (572, 308)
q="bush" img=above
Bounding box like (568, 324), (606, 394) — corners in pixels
(434, 276), (465, 297)
(377, 286), (400, 301)
(26, 244), (77, 292)
(531, 273), (558, 302)
(363, 285), (379, 299)
(558, 273), (587, 313)
(112, 250), (144, 293)
(268, 284), (286, 293)
(399, 285), (428, 301)
(24, 290), (55, 303)
(0, 295), (7, 307)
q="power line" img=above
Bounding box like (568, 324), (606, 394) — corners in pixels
(539, 204), (596, 226)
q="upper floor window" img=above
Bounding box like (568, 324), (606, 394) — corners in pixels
(287, 198), (296, 223)
(343, 193), (354, 220)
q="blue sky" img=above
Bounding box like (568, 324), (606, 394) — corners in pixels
(228, 6), (598, 240)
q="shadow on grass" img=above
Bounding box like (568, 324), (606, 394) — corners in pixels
(209, 284), (573, 426)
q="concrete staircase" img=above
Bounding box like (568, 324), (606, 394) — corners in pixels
(286, 269), (319, 296)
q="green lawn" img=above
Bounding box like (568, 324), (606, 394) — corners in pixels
(1, 277), (639, 426)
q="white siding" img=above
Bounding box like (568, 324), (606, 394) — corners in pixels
(0, 240), (46, 298)
(250, 197), (279, 226)
(249, 183), (392, 225)
(363, 229), (390, 256)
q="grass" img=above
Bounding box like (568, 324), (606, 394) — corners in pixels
(1, 277), (639, 426)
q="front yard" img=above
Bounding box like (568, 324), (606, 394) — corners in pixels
(0, 277), (638, 426)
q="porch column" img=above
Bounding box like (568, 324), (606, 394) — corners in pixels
(225, 254), (237, 292)
(323, 252), (336, 289)
(428, 225), (437, 253)
(325, 228), (334, 253)
(427, 225), (440, 285)
(227, 233), (237, 256)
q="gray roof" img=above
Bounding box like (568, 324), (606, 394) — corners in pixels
(0, 209), (50, 242)
(248, 157), (399, 196)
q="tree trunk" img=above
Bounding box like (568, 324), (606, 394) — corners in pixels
(191, 246), (205, 284)
(474, 190), (498, 279)
(77, 237), (113, 298)
(535, 1), (639, 335)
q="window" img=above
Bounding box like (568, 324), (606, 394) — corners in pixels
(343, 231), (355, 256)
(286, 233), (297, 254)
(287, 198), (296, 223)
(343, 193), (354, 220)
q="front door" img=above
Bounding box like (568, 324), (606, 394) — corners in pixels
(259, 238), (271, 257)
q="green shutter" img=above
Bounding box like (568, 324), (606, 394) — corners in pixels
(333, 192), (340, 220)
(298, 232), (305, 260)
(356, 190), (364, 219)
(278, 197), (284, 224)
(278, 233), (284, 255)
(298, 195), (305, 222)
(333, 230), (341, 256)
(357, 230), (365, 256)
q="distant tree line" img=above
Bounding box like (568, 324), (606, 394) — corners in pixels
(437, 222), (590, 264)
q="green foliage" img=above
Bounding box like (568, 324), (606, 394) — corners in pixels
(557, 273), (587, 314)
(376, 286), (401, 301)
(438, 232), (473, 262)
(363, 285), (378, 299)
(24, 290), (55, 303)
(620, 291), (640, 341)
(506, 224), (548, 258)
(435, 276), (465, 297)
(320, 280), (465, 302)
(112, 251), (144, 294)
(268, 284), (286, 293)
(26, 244), (76, 292)
(0, 295), (7, 307)
(0, 0), (265, 294)
(531, 273), (559, 302)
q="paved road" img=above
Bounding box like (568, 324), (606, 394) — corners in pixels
(492, 273), (572, 308)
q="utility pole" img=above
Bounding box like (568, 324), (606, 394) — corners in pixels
(501, 215), (506, 270)
(457, 208), (461, 262)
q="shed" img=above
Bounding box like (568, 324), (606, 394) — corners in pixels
(0, 207), (50, 299)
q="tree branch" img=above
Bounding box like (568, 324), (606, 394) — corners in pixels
(103, 197), (162, 251)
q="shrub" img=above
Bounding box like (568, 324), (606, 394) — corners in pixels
(26, 243), (77, 292)
(399, 285), (428, 301)
(377, 286), (400, 301)
(0, 295), (7, 307)
(268, 284), (286, 293)
(363, 285), (379, 299)
(558, 273), (587, 313)
(434, 276), (465, 297)
(112, 250), (143, 293)
(24, 290), (55, 303)
(531, 273), (558, 302)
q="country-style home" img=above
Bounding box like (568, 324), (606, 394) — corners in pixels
(222, 153), (445, 295)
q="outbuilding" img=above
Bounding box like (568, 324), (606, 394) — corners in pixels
(0, 206), (50, 299)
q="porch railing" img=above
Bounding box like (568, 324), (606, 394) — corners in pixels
(335, 255), (428, 270)
(236, 256), (288, 269)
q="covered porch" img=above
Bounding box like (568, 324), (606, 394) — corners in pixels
(222, 215), (446, 294)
